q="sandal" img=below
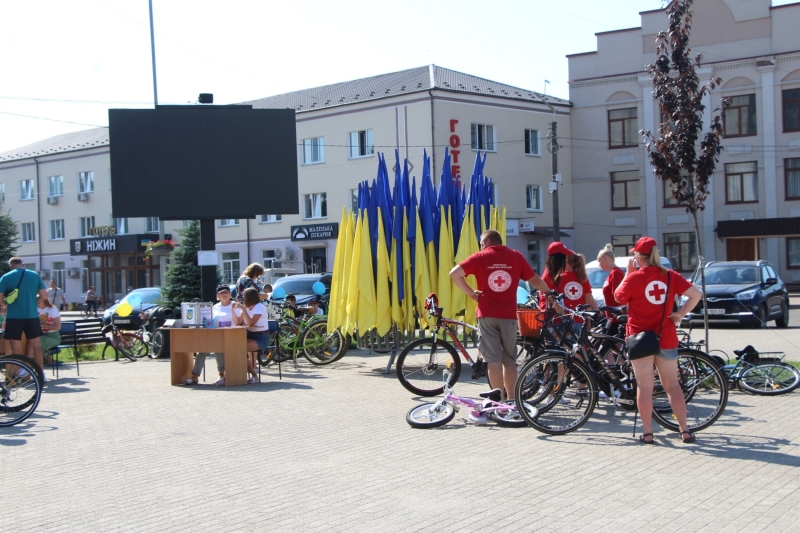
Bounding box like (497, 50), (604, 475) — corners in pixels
(639, 433), (655, 444)
(183, 378), (198, 385)
(681, 431), (696, 443)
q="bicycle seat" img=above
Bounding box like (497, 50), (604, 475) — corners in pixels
(600, 306), (626, 316)
(617, 315), (629, 324)
(479, 389), (503, 402)
(734, 345), (758, 357)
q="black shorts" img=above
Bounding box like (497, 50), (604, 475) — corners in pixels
(3, 318), (43, 341)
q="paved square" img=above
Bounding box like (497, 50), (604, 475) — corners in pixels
(3, 337), (799, 532)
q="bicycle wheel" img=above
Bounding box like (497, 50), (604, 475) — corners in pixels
(0, 356), (42, 426)
(396, 338), (461, 397)
(514, 353), (596, 435)
(739, 363), (800, 395)
(489, 400), (540, 428)
(301, 322), (345, 365)
(121, 333), (147, 357)
(406, 402), (455, 428)
(116, 335), (138, 362)
(0, 354), (45, 387)
(102, 341), (117, 360)
(151, 330), (170, 359)
(651, 350), (728, 433)
(80, 305), (90, 319)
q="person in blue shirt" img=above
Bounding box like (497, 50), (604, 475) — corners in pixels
(0, 257), (48, 371)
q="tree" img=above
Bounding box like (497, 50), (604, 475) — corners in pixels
(642, 0), (727, 347)
(0, 211), (20, 276)
(161, 221), (218, 308)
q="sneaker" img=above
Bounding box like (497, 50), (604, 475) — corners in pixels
(599, 390), (608, 399)
(247, 377), (257, 384)
(213, 378), (225, 387)
(545, 395), (571, 405)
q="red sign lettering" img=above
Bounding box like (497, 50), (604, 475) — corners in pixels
(450, 119), (458, 132)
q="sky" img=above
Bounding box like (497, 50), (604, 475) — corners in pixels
(0, 0), (794, 154)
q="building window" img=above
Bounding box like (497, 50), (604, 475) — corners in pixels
(348, 130), (374, 158)
(612, 235), (640, 257)
(725, 161), (758, 204)
(21, 222), (35, 242)
(664, 180), (680, 207)
(786, 158), (800, 200)
(259, 214), (281, 224)
(350, 188), (359, 212)
(79, 171), (94, 193)
(49, 219), (65, 240)
(664, 232), (698, 272)
(263, 249), (276, 268)
(146, 217), (159, 233)
(222, 252), (240, 284)
(527, 241), (541, 274)
(526, 185), (542, 211)
(724, 94), (756, 137)
(20, 179), (34, 201)
(788, 238), (800, 269)
(49, 175), (64, 197)
(112, 217), (128, 234)
(303, 137), (325, 164)
(524, 129), (540, 156)
(0, 183), (4, 203)
(52, 261), (65, 290)
(79, 216), (95, 237)
(304, 192), (327, 219)
(470, 123), (495, 151)
(611, 170), (640, 210)
(219, 219), (239, 227)
(783, 88), (800, 133)
(608, 108), (638, 148)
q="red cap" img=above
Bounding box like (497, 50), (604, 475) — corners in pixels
(631, 236), (657, 255)
(547, 241), (574, 256)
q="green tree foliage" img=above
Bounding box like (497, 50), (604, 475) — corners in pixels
(161, 221), (214, 308)
(642, 0), (728, 345)
(0, 211), (20, 275)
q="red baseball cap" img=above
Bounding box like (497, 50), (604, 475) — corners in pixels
(631, 236), (657, 255)
(547, 241), (574, 256)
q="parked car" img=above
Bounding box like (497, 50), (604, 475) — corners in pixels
(586, 256), (672, 308)
(683, 260), (789, 328)
(271, 273), (333, 308)
(102, 287), (164, 327)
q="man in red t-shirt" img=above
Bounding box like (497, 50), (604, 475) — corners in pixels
(450, 229), (551, 400)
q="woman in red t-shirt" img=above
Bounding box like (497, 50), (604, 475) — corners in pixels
(614, 237), (702, 445)
(559, 253), (598, 318)
(597, 244), (624, 307)
(539, 241), (571, 310)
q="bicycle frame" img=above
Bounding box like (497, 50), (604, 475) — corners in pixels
(426, 370), (529, 422)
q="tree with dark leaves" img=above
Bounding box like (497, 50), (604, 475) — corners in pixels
(642, 0), (727, 346)
(0, 211), (20, 276)
(161, 220), (219, 308)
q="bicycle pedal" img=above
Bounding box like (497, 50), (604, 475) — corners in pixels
(468, 413), (489, 424)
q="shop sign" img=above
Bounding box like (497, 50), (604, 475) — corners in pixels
(291, 223), (339, 241)
(449, 119), (461, 181)
(506, 220), (519, 236)
(89, 226), (116, 237)
(70, 233), (172, 256)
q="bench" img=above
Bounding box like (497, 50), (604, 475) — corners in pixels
(48, 318), (106, 378)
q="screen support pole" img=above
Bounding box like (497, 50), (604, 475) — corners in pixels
(200, 219), (217, 303)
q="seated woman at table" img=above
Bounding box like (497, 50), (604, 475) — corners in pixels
(232, 287), (271, 384)
(184, 284), (233, 386)
(37, 297), (62, 355)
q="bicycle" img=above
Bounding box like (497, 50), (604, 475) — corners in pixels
(80, 300), (105, 319)
(514, 296), (728, 435)
(101, 322), (139, 362)
(720, 347), (800, 395)
(0, 354), (43, 427)
(406, 368), (539, 428)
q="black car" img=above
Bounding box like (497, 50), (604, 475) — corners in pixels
(271, 273), (333, 308)
(684, 261), (790, 328)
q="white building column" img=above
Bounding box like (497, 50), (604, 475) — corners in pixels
(758, 59), (779, 264)
(638, 75), (658, 239)
(698, 67), (716, 262)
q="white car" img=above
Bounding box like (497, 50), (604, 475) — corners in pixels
(586, 256), (673, 308)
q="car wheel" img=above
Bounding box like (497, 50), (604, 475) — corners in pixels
(753, 305), (767, 329)
(775, 300), (790, 329)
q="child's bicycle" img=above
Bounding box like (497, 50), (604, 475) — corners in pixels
(406, 368), (539, 428)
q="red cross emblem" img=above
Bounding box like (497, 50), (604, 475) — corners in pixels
(645, 280), (668, 305)
(487, 270), (512, 292)
(564, 281), (583, 300)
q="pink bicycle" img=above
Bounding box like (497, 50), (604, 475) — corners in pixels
(406, 368), (539, 428)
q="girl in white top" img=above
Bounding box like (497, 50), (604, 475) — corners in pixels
(232, 287), (271, 383)
(37, 298), (62, 353)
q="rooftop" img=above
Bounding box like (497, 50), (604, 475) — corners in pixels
(0, 127), (109, 163)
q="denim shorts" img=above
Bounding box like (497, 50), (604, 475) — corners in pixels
(247, 330), (272, 350)
(656, 348), (678, 361)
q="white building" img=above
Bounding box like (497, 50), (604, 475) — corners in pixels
(0, 65), (572, 303)
(568, 0), (800, 283)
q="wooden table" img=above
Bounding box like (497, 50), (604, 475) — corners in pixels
(167, 327), (248, 387)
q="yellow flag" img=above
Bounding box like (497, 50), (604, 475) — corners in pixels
(498, 206), (507, 245)
(357, 210), (376, 335)
(436, 205), (454, 318)
(327, 207), (348, 330)
(390, 208), (403, 330)
(455, 205), (480, 325)
(402, 213), (414, 333)
(375, 211), (392, 336)
(344, 211), (363, 335)
(413, 211), (433, 329)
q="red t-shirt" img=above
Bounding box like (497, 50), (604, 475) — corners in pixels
(614, 266), (692, 349)
(459, 245), (535, 320)
(556, 271), (592, 322)
(602, 267), (625, 307)
(538, 269), (556, 309)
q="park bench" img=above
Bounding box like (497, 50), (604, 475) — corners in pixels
(48, 318), (106, 377)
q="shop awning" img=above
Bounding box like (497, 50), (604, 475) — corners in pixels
(715, 217), (800, 239)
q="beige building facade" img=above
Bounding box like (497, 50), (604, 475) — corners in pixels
(0, 66), (572, 303)
(568, 0), (800, 282)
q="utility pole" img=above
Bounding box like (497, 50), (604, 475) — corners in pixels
(547, 121), (560, 241)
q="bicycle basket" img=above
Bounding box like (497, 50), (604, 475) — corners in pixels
(517, 308), (545, 337)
